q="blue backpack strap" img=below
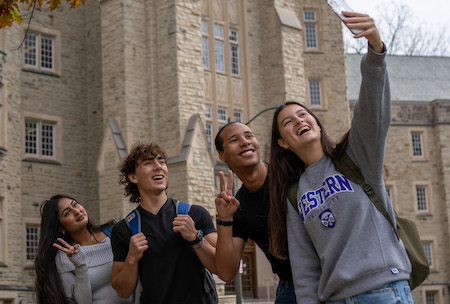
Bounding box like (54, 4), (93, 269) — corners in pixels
(175, 200), (191, 215)
(125, 209), (141, 235)
(102, 225), (113, 238)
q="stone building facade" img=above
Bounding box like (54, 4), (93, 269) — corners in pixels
(0, 0), (446, 303)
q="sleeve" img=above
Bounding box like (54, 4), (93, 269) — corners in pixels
(57, 248), (93, 304)
(347, 44), (390, 185)
(111, 220), (132, 262)
(190, 205), (217, 236)
(286, 200), (323, 304)
(232, 191), (248, 241)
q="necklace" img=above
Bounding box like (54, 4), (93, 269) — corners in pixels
(88, 234), (94, 267)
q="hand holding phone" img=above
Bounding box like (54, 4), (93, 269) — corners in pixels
(327, 0), (363, 35)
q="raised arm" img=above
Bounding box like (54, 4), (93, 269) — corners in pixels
(54, 240), (92, 304)
(214, 171), (245, 281)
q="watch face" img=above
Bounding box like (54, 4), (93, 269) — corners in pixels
(197, 229), (203, 239)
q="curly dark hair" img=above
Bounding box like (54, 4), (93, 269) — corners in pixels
(119, 141), (168, 203)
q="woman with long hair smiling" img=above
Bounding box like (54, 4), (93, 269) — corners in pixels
(268, 12), (414, 304)
(34, 194), (133, 304)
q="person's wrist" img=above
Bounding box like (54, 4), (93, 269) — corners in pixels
(188, 230), (203, 245)
(216, 218), (233, 226)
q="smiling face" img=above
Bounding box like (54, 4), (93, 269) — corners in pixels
(58, 198), (89, 234)
(276, 104), (322, 154)
(218, 123), (261, 171)
(129, 155), (168, 194)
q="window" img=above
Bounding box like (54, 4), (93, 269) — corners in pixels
(422, 241), (433, 267)
(205, 122), (212, 148)
(23, 112), (62, 162)
(416, 186), (428, 212)
(308, 80), (321, 106)
(23, 29), (60, 74)
(202, 21), (209, 69)
(229, 29), (239, 75)
(218, 107), (227, 123)
(214, 24), (225, 73)
(25, 120), (55, 157)
(425, 291), (437, 304)
(304, 11), (318, 49)
(423, 288), (444, 304)
(205, 105), (212, 120)
(233, 110), (242, 123)
(26, 224), (40, 262)
(411, 132), (423, 157)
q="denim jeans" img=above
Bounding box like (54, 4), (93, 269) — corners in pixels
(325, 280), (414, 304)
(275, 279), (297, 304)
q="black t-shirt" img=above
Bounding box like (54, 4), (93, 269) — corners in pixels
(233, 173), (293, 282)
(111, 198), (217, 304)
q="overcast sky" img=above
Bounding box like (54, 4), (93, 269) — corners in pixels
(345, 0), (450, 31)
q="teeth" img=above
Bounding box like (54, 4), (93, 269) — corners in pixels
(298, 126), (310, 135)
(153, 176), (163, 180)
(241, 150), (253, 156)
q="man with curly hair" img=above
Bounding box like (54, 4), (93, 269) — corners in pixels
(110, 141), (218, 304)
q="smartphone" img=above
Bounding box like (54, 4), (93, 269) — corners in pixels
(327, 0), (363, 35)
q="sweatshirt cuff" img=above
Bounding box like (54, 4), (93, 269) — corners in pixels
(69, 246), (87, 267)
(365, 42), (386, 67)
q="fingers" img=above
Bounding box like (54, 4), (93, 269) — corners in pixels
(227, 170), (233, 191)
(219, 171), (226, 192)
(53, 238), (79, 257)
(219, 170), (234, 192)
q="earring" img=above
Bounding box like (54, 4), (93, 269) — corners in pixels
(62, 230), (66, 235)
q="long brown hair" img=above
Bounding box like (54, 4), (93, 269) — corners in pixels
(268, 101), (349, 259)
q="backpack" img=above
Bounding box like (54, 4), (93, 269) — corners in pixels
(125, 200), (218, 303)
(287, 152), (430, 290)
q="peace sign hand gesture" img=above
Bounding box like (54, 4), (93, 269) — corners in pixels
(215, 170), (240, 221)
(53, 238), (79, 257)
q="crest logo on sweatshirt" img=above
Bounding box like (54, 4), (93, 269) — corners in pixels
(320, 209), (335, 228)
(298, 174), (354, 221)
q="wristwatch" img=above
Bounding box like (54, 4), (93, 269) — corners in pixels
(188, 229), (203, 246)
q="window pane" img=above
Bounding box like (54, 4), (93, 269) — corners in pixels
(425, 291), (436, 304)
(416, 186), (427, 211)
(215, 40), (225, 72)
(309, 80), (321, 105)
(229, 29), (238, 42)
(201, 21), (208, 35)
(213, 24), (223, 38)
(41, 36), (54, 70)
(25, 121), (38, 155)
(233, 111), (242, 123)
(411, 133), (423, 156)
(305, 24), (317, 48)
(202, 37), (209, 69)
(230, 44), (239, 75)
(24, 34), (37, 66)
(304, 11), (316, 21)
(205, 122), (212, 147)
(41, 123), (54, 157)
(422, 241), (433, 267)
(26, 225), (40, 261)
(218, 107), (227, 122)
(205, 105), (212, 119)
